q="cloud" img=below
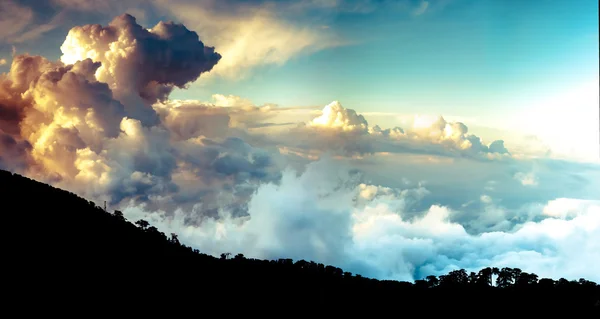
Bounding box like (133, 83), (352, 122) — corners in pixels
(60, 14), (221, 126)
(51, 0), (125, 11)
(152, 0), (348, 80)
(514, 171), (538, 186)
(541, 198), (599, 219)
(412, 0), (429, 16)
(0, 1), (34, 41)
(0, 59), (7, 66)
(152, 95), (282, 140)
(123, 157), (600, 283)
(0, 0), (66, 43)
(309, 101), (369, 132)
(0, 130), (33, 172)
(2, 0), (447, 80)
(0, 14), (291, 219)
(10, 10), (69, 43)
(266, 101), (511, 159)
(0, 15), (228, 208)
(3, 0), (344, 79)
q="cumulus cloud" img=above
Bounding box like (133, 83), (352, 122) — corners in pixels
(309, 101), (369, 132)
(0, 131), (33, 172)
(268, 100), (511, 159)
(60, 14), (221, 125)
(0, 15), (229, 208)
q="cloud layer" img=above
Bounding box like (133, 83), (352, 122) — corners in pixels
(124, 158), (600, 282)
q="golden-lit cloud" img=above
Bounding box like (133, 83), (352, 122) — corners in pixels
(60, 14), (221, 125)
(0, 15), (221, 205)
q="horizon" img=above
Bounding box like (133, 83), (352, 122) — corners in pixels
(0, 0), (599, 283)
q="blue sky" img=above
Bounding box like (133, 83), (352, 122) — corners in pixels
(171, 0), (598, 117)
(164, 0), (599, 161)
(2, 0), (597, 124)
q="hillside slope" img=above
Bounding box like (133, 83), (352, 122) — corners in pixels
(1, 169), (598, 315)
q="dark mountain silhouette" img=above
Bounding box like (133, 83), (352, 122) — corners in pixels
(1, 169), (599, 315)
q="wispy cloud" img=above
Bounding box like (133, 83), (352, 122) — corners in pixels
(0, 0), (34, 40)
(152, 0), (350, 80)
(412, 0), (429, 16)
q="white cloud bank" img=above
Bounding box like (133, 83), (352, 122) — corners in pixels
(123, 158), (600, 283)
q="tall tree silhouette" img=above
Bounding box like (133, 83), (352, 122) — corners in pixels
(496, 267), (514, 288)
(476, 267), (493, 287)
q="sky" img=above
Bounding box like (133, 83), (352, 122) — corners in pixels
(0, 0), (599, 283)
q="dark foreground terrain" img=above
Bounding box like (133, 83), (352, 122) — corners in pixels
(1, 169), (598, 315)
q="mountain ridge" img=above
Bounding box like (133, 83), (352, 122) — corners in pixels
(1, 169), (598, 315)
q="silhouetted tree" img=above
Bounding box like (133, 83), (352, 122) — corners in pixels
(295, 260), (308, 269)
(426, 275), (439, 288)
(557, 278), (570, 288)
(113, 210), (126, 222)
(135, 219), (149, 230)
(476, 267), (493, 287)
(220, 252), (231, 260)
(440, 269), (469, 286)
(170, 233), (179, 245)
(511, 268), (523, 284)
(515, 272), (538, 286)
(496, 268), (515, 288)
(469, 271), (478, 284)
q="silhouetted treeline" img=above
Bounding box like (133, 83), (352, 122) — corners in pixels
(1, 169), (598, 315)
